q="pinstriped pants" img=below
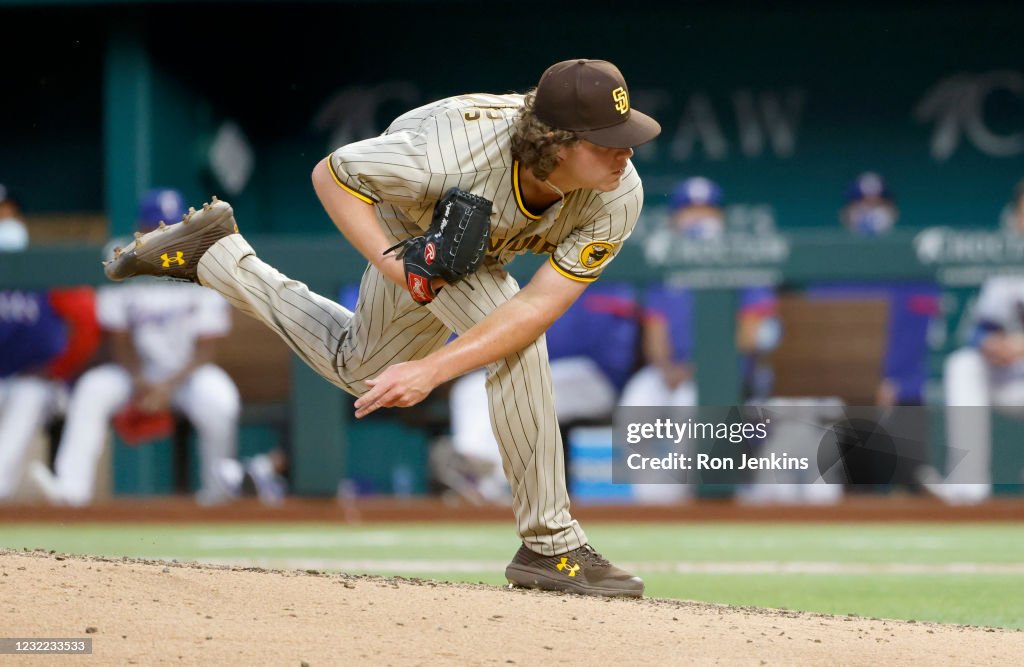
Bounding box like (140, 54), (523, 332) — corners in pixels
(198, 235), (587, 556)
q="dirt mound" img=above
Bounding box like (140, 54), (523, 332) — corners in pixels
(1, 549), (1019, 666)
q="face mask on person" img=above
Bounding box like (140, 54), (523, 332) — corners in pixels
(850, 205), (896, 237)
(682, 216), (724, 240)
(755, 317), (782, 352)
(673, 207), (725, 240)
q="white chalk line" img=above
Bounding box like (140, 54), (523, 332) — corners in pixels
(191, 531), (487, 550)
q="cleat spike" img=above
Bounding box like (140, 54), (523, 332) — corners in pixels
(181, 213), (188, 222)
(211, 195), (219, 203)
(102, 194), (237, 283)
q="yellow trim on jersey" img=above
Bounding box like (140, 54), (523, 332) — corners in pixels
(326, 155), (375, 205)
(512, 161), (542, 220)
(548, 255), (598, 283)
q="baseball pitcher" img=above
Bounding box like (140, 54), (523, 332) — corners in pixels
(103, 59), (661, 597)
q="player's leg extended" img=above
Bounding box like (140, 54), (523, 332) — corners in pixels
(197, 235), (356, 389)
(199, 238), (451, 395)
(107, 200), (451, 396)
(427, 267), (586, 556)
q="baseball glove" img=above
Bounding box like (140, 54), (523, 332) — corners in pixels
(384, 188), (492, 304)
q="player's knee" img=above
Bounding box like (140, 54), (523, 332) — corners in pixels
(9, 376), (53, 403)
(71, 364), (132, 409)
(198, 389), (240, 422)
(189, 367), (241, 419)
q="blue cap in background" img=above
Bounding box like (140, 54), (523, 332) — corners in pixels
(669, 177), (724, 210)
(845, 172), (892, 203)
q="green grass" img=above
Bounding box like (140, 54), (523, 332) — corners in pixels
(3, 522), (1023, 628)
(643, 573), (1024, 629)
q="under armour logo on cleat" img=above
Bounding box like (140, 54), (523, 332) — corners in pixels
(556, 557), (580, 577)
(161, 251), (185, 267)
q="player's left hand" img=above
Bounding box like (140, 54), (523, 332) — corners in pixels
(354, 360), (440, 418)
(383, 188), (492, 304)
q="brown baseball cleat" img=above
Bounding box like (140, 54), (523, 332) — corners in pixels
(103, 196), (239, 282)
(505, 543), (644, 597)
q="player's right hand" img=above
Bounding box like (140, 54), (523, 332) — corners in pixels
(353, 359), (441, 418)
(658, 362), (693, 390)
(133, 380), (173, 412)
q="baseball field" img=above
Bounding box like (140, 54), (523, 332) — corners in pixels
(1, 498), (1022, 665)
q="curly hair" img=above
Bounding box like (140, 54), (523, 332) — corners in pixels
(510, 89), (580, 182)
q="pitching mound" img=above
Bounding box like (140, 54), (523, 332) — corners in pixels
(1, 549), (1019, 666)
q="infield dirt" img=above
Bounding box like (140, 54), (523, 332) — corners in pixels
(1, 548), (1021, 666)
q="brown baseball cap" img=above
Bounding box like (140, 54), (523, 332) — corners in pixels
(533, 59), (661, 149)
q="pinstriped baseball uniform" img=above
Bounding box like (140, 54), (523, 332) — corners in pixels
(197, 93), (645, 556)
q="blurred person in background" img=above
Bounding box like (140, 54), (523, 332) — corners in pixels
(215, 448), (288, 507)
(813, 172), (939, 492)
(0, 188), (101, 501)
(0, 288), (100, 501)
(30, 188), (241, 506)
(938, 179), (1024, 504)
(623, 177), (780, 503)
(999, 179), (1024, 234)
(839, 171), (899, 237)
(212, 284), (382, 509)
(622, 177), (780, 409)
(0, 184), (29, 251)
(836, 172), (939, 410)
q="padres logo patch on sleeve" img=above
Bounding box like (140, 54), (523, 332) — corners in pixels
(579, 242), (615, 269)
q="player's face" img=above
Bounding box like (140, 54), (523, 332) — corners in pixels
(0, 202), (21, 221)
(556, 141), (634, 192)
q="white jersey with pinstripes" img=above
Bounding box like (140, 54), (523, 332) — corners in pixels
(326, 93), (644, 283)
